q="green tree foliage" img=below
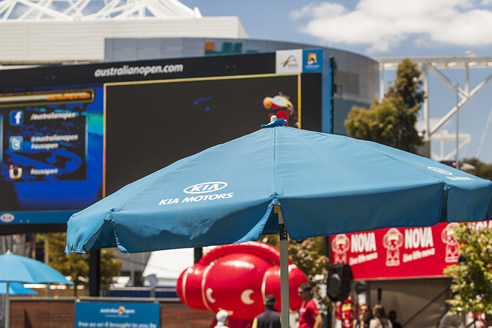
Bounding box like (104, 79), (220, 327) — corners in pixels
(345, 58), (424, 153)
(36, 233), (122, 295)
(262, 235), (329, 286)
(444, 224), (492, 324)
(463, 158), (492, 180)
(99, 248), (124, 291)
(288, 238), (329, 284)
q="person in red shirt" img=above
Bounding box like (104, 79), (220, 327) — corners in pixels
(298, 282), (323, 328)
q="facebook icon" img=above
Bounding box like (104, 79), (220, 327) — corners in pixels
(10, 110), (23, 126)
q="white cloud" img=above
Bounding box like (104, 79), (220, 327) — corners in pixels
(290, 2), (347, 19)
(291, 0), (492, 53)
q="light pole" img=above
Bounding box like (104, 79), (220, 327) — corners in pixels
(455, 83), (460, 170)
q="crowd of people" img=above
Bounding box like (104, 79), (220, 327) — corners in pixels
(212, 284), (402, 328)
(353, 304), (401, 328)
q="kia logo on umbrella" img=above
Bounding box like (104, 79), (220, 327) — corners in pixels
(427, 166), (452, 175)
(0, 213), (15, 223)
(184, 182), (228, 194)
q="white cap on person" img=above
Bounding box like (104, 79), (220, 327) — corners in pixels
(216, 310), (229, 324)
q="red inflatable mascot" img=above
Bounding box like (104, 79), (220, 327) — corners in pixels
(177, 241), (307, 321)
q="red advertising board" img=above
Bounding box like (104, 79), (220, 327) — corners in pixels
(330, 220), (492, 280)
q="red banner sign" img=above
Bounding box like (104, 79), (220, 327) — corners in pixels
(330, 220), (492, 280)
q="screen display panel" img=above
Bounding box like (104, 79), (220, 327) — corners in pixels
(105, 74), (301, 194)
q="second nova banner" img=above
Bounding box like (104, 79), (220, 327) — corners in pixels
(331, 220), (492, 280)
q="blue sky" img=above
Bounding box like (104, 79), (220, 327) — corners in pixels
(182, 0), (492, 164)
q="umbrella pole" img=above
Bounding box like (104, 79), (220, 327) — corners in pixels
(5, 282), (9, 328)
(276, 205), (290, 328)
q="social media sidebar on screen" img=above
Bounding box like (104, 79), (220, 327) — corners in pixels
(0, 88), (102, 215)
(1, 90), (92, 183)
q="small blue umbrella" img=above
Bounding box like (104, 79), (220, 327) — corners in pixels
(0, 251), (73, 284)
(66, 119), (492, 327)
(0, 282), (37, 295)
(0, 251), (73, 328)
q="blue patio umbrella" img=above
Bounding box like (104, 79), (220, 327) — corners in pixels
(0, 251), (73, 328)
(66, 119), (492, 327)
(0, 282), (37, 295)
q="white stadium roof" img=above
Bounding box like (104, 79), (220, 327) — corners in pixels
(0, 0), (248, 64)
(0, 0), (202, 20)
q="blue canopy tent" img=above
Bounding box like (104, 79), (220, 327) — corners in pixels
(66, 119), (492, 327)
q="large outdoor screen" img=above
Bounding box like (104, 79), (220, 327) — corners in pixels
(0, 51), (326, 233)
(105, 74), (302, 194)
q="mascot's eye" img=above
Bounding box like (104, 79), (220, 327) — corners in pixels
(263, 97), (273, 108)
